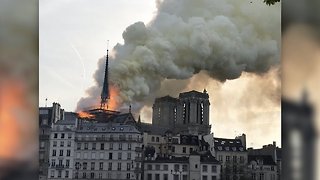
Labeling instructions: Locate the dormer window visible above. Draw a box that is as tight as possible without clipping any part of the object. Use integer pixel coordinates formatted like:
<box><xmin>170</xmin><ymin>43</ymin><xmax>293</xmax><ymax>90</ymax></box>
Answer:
<box><xmin>239</xmin><ymin>147</ymin><xmax>243</xmax><ymax>151</ymax></box>
<box><xmin>232</xmin><ymin>147</ymin><xmax>236</xmax><ymax>151</ymax></box>
<box><xmin>218</xmin><ymin>146</ymin><xmax>222</xmax><ymax>151</ymax></box>
<box><xmin>225</xmin><ymin>147</ymin><xmax>229</xmax><ymax>151</ymax></box>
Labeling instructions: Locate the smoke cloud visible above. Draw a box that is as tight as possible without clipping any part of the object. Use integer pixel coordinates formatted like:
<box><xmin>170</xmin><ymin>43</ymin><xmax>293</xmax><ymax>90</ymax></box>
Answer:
<box><xmin>76</xmin><ymin>0</ymin><xmax>280</xmax><ymax>112</ymax></box>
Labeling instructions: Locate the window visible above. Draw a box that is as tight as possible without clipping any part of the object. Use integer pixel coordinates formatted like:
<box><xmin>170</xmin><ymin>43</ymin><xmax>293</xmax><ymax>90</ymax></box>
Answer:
<box><xmin>91</xmin><ymin>162</ymin><xmax>95</xmax><ymax>170</ymax></box>
<box><xmin>119</xmin><ymin>143</ymin><xmax>122</xmax><ymax>150</ymax></box>
<box><xmin>211</xmin><ymin>165</ymin><xmax>217</xmax><ymax>173</ymax></box>
<box><xmin>127</xmin><ymin>173</ymin><xmax>130</xmax><ymax>179</ymax></box>
<box><xmin>128</xmin><ymin>143</ymin><xmax>131</xmax><ymax>150</ymax></box>
<box><xmin>182</xmin><ymin>147</ymin><xmax>186</xmax><ymax>153</ymax></box>
<box><xmin>58</xmin><ymin>170</ymin><xmax>62</xmax><ymax>178</ymax></box>
<box><xmin>54</xmin><ymin>133</ymin><xmax>58</xmax><ymax>138</ymax></box>
<box><xmin>219</xmin><ymin>155</ymin><xmax>223</xmax><ymax>162</ymax></box>
<box><xmin>60</xmin><ymin>141</ymin><xmax>64</xmax><ymax>147</ymax></box>
<box><xmin>66</xmin><ymin>160</ymin><xmax>70</xmax><ymax>167</ymax></box>
<box><xmin>156</xmin><ymin>137</ymin><xmax>159</xmax><ymax>142</ymax></box>
<box><xmin>174</xmin><ymin>164</ymin><xmax>179</xmax><ymax>171</ymax></box>
<box><xmin>75</xmin><ymin>162</ymin><xmax>80</xmax><ymax>169</ymax></box>
<box><xmin>100</xmin><ymin>153</ymin><xmax>104</xmax><ymax>159</ymax></box>
<box><xmin>84</xmin><ymin>143</ymin><xmax>88</xmax><ymax>150</ymax></box>
<box><xmin>99</xmin><ymin>173</ymin><xmax>102</xmax><ymax>179</ymax></box>
<box><xmin>118</xmin><ymin>152</ymin><xmax>122</xmax><ymax>160</ymax></box>
<box><xmin>110</xmin><ymin>143</ymin><xmax>113</xmax><ymax>150</ymax></box>
<box><xmin>75</xmin><ymin>172</ymin><xmax>78</xmax><ymax>179</ymax></box>
<box><xmin>51</xmin><ymin>170</ymin><xmax>54</xmax><ymax>177</ymax></box>
<box><xmin>163</xmin><ymin>174</ymin><xmax>168</xmax><ymax>180</ymax></box>
<box><xmin>182</xmin><ymin>164</ymin><xmax>188</xmax><ymax>171</ymax></box>
<box><xmin>127</xmin><ymin>163</ymin><xmax>131</xmax><ymax>170</ymax></box>
<box><xmin>51</xmin><ymin>159</ymin><xmax>56</xmax><ymax>166</ymax></box>
<box><xmin>65</xmin><ymin>170</ymin><xmax>69</xmax><ymax>178</ymax></box>
<box><xmin>83</xmin><ymin>172</ymin><xmax>86</xmax><ymax>178</ymax></box>
<box><xmin>52</xmin><ymin>150</ymin><xmax>56</xmax><ymax>156</ymax></box>
<box><xmin>58</xmin><ymin>159</ymin><xmax>62</xmax><ymax>166</ymax></box>
<box><xmin>90</xmin><ymin>172</ymin><xmax>95</xmax><ymax>179</ymax></box>
<box><xmin>211</xmin><ymin>176</ymin><xmax>217</xmax><ymax>180</ymax></box>
<box><xmin>92</xmin><ymin>152</ymin><xmax>96</xmax><ymax>159</ymax></box>
<box><xmin>101</xmin><ymin>143</ymin><xmax>104</xmax><ymax>150</ymax></box>
<box><xmin>59</xmin><ymin>150</ymin><xmax>63</xmax><ymax>156</ymax></box>
<box><xmin>53</xmin><ymin>141</ymin><xmax>57</xmax><ymax>147</ymax></box>
<box><xmin>117</xmin><ymin>163</ymin><xmax>121</xmax><ymax>170</ymax></box>
<box><xmin>163</xmin><ymin>165</ymin><xmax>168</xmax><ymax>170</ymax></box>
<box><xmin>83</xmin><ymin>162</ymin><xmax>87</xmax><ymax>170</ymax></box>
<box><xmin>127</xmin><ymin>153</ymin><xmax>131</xmax><ymax>160</ymax></box>
<box><xmin>92</xmin><ymin>143</ymin><xmax>96</xmax><ymax>150</ymax></box>
<box><xmin>67</xmin><ymin>150</ymin><xmax>71</xmax><ymax>156</ymax></box>
<box><xmin>109</xmin><ymin>153</ymin><xmax>113</xmax><ymax>160</ymax></box>
<box><xmin>240</xmin><ymin>156</ymin><xmax>244</xmax><ymax>163</ymax></box>
<box><xmin>68</xmin><ymin>133</ymin><xmax>72</xmax><ymax>139</ymax></box>
<box><xmin>182</xmin><ymin>175</ymin><xmax>187</xmax><ymax>180</ymax></box>
<box><xmin>67</xmin><ymin>141</ymin><xmax>71</xmax><ymax>147</ymax></box>
<box><xmin>226</xmin><ymin>156</ymin><xmax>230</xmax><ymax>162</ymax></box>
<box><xmin>190</xmin><ymin>147</ymin><xmax>193</xmax><ymax>153</ymax></box>
<box><xmin>259</xmin><ymin>173</ymin><xmax>264</xmax><ymax>180</ymax></box>
<box><xmin>155</xmin><ymin>174</ymin><xmax>160</xmax><ymax>180</ymax></box>
<box><xmin>99</xmin><ymin>162</ymin><xmax>103</xmax><ymax>170</ymax></box>
<box><xmin>195</xmin><ymin>164</ymin><xmax>198</xmax><ymax>169</ymax></box>
<box><xmin>108</xmin><ymin>162</ymin><xmax>112</xmax><ymax>170</ymax></box>
<box><xmin>203</xmin><ymin>165</ymin><xmax>208</xmax><ymax>172</ymax></box>
<box><xmin>233</xmin><ymin>156</ymin><xmax>237</xmax><ymax>163</ymax></box>
<box><xmin>77</xmin><ymin>143</ymin><xmax>81</xmax><ymax>150</ymax></box>
<box><xmin>147</xmin><ymin>174</ymin><xmax>152</xmax><ymax>180</ymax></box>
<box><xmin>61</xmin><ymin>133</ymin><xmax>65</xmax><ymax>139</ymax></box>
<box><xmin>151</xmin><ymin>136</ymin><xmax>155</xmax><ymax>142</ymax></box>
<box><xmin>202</xmin><ymin>175</ymin><xmax>208</xmax><ymax>180</ymax></box>
<box><xmin>147</xmin><ymin>164</ymin><xmax>152</xmax><ymax>170</ymax></box>
<box><xmin>172</xmin><ymin>146</ymin><xmax>175</xmax><ymax>153</ymax></box>
<box><xmin>156</xmin><ymin>164</ymin><xmax>160</xmax><ymax>170</ymax></box>
<box><xmin>173</xmin><ymin>175</ymin><xmax>179</xmax><ymax>180</ymax></box>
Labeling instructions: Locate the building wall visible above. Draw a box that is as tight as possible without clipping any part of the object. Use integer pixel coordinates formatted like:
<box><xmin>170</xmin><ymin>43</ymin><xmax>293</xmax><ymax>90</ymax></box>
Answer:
<box><xmin>48</xmin><ymin>125</ymin><xmax>76</xmax><ymax>179</ymax></box>
<box><xmin>74</xmin><ymin>132</ymin><xmax>143</xmax><ymax>180</ymax></box>
<box><xmin>248</xmin><ymin>163</ymin><xmax>277</xmax><ymax>180</ymax></box>
<box><xmin>144</xmin><ymin>162</ymin><xmax>189</xmax><ymax>180</ymax></box>
<box><xmin>215</xmin><ymin>151</ymin><xmax>248</xmax><ymax>180</ymax></box>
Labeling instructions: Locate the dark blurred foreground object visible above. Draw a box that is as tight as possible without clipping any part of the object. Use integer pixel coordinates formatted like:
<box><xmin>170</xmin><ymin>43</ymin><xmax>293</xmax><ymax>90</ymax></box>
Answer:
<box><xmin>264</xmin><ymin>0</ymin><xmax>280</xmax><ymax>6</ymax></box>
<box><xmin>282</xmin><ymin>93</ymin><xmax>316</xmax><ymax>180</ymax></box>
<box><xmin>0</xmin><ymin>159</ymin><xmax>38</xmax><ymax>180</ymax></box>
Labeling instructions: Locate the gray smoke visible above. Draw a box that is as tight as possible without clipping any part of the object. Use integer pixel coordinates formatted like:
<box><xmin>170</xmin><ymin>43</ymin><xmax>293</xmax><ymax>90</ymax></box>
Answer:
<box><xmin>76</xmin><ymin>0</ymin><xmax>280</xmax><ymax>111</ymax></box>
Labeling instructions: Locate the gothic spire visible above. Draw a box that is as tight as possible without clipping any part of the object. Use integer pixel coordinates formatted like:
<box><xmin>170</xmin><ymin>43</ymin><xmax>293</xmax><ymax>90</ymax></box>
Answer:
<box><xmin>101</xmin><ymin>41</ymin><xmax>110</xmax><ymax>109</ymax></box>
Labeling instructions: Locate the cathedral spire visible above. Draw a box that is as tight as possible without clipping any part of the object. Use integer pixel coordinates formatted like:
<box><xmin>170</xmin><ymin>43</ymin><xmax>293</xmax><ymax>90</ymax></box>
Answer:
<box><xmin>101</xmin><ymin>41</ymin><xmax>110</xmax><ymax>109</ymax></box>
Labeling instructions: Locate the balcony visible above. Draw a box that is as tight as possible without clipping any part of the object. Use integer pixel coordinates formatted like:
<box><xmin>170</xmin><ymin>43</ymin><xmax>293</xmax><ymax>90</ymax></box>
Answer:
<box><xmin>135</xmin><ymin>147</ymin><xmax>143</xmax><ymax>152</ymax></box>
<box><xmin>135</xmin><ymin>157</ymin><xmax>143</xmax><ymax>162</ymax></box>
<box><xmin>134</xmin><ymin>167</ymin><xmax>142</xmax><ymax>173</ymax></box>
<box><xmin>53</xmin><ymin>164</ymin><xmax>65</xmax><ymax>169</ymax></box>
<box><xmin>76</xmin><ymin>137</ymin><xmax>143</xmax><ymax>143</ymax></box>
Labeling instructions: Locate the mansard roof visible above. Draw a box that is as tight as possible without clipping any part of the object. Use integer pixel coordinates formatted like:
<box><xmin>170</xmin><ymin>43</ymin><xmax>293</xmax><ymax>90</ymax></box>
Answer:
<box><xmin>214</xmin><ymin>137</ymin><xmax>246</xmax><ymax>152</ymax></box>
<box><xmin>248</xmin><ymin>155</ymin><xmax>277</xmax><ymax>166</ymax></box>
<box><xmin>77</xmin><ymin>122</ymin><xmax>141</xmax><ymax>134</ymax></box>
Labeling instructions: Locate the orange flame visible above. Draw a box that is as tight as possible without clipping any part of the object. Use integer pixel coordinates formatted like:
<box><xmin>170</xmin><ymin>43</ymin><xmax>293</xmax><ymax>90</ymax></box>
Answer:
<box><xmin>105</xmin><ymin>85</ymin><xmax>120</xmax><ymax>111</ymax></box>
<box><xmin>77</xmin><ymin>111</ymin><xmax>95</xmax><ymax>119</ymax></box>
<box><xmin>0</xmin><ymin>80</ymin><xmax>28</xmax><ymax>159</ymax></box>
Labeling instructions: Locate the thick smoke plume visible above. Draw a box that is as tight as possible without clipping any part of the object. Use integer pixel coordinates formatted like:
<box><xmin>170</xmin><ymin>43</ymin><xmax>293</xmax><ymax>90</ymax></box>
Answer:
<box><xmin>77</xmin><ymin>0</ymin><xmax>280</xmax><ymax>111</ymax></box>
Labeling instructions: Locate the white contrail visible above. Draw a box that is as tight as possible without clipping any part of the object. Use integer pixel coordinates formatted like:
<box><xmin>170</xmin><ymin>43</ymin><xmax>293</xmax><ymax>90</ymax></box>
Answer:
<box><xmin>69</xmin><ymin>41</ymin><xmax>86</xmax><ymax>92</ymax></box>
